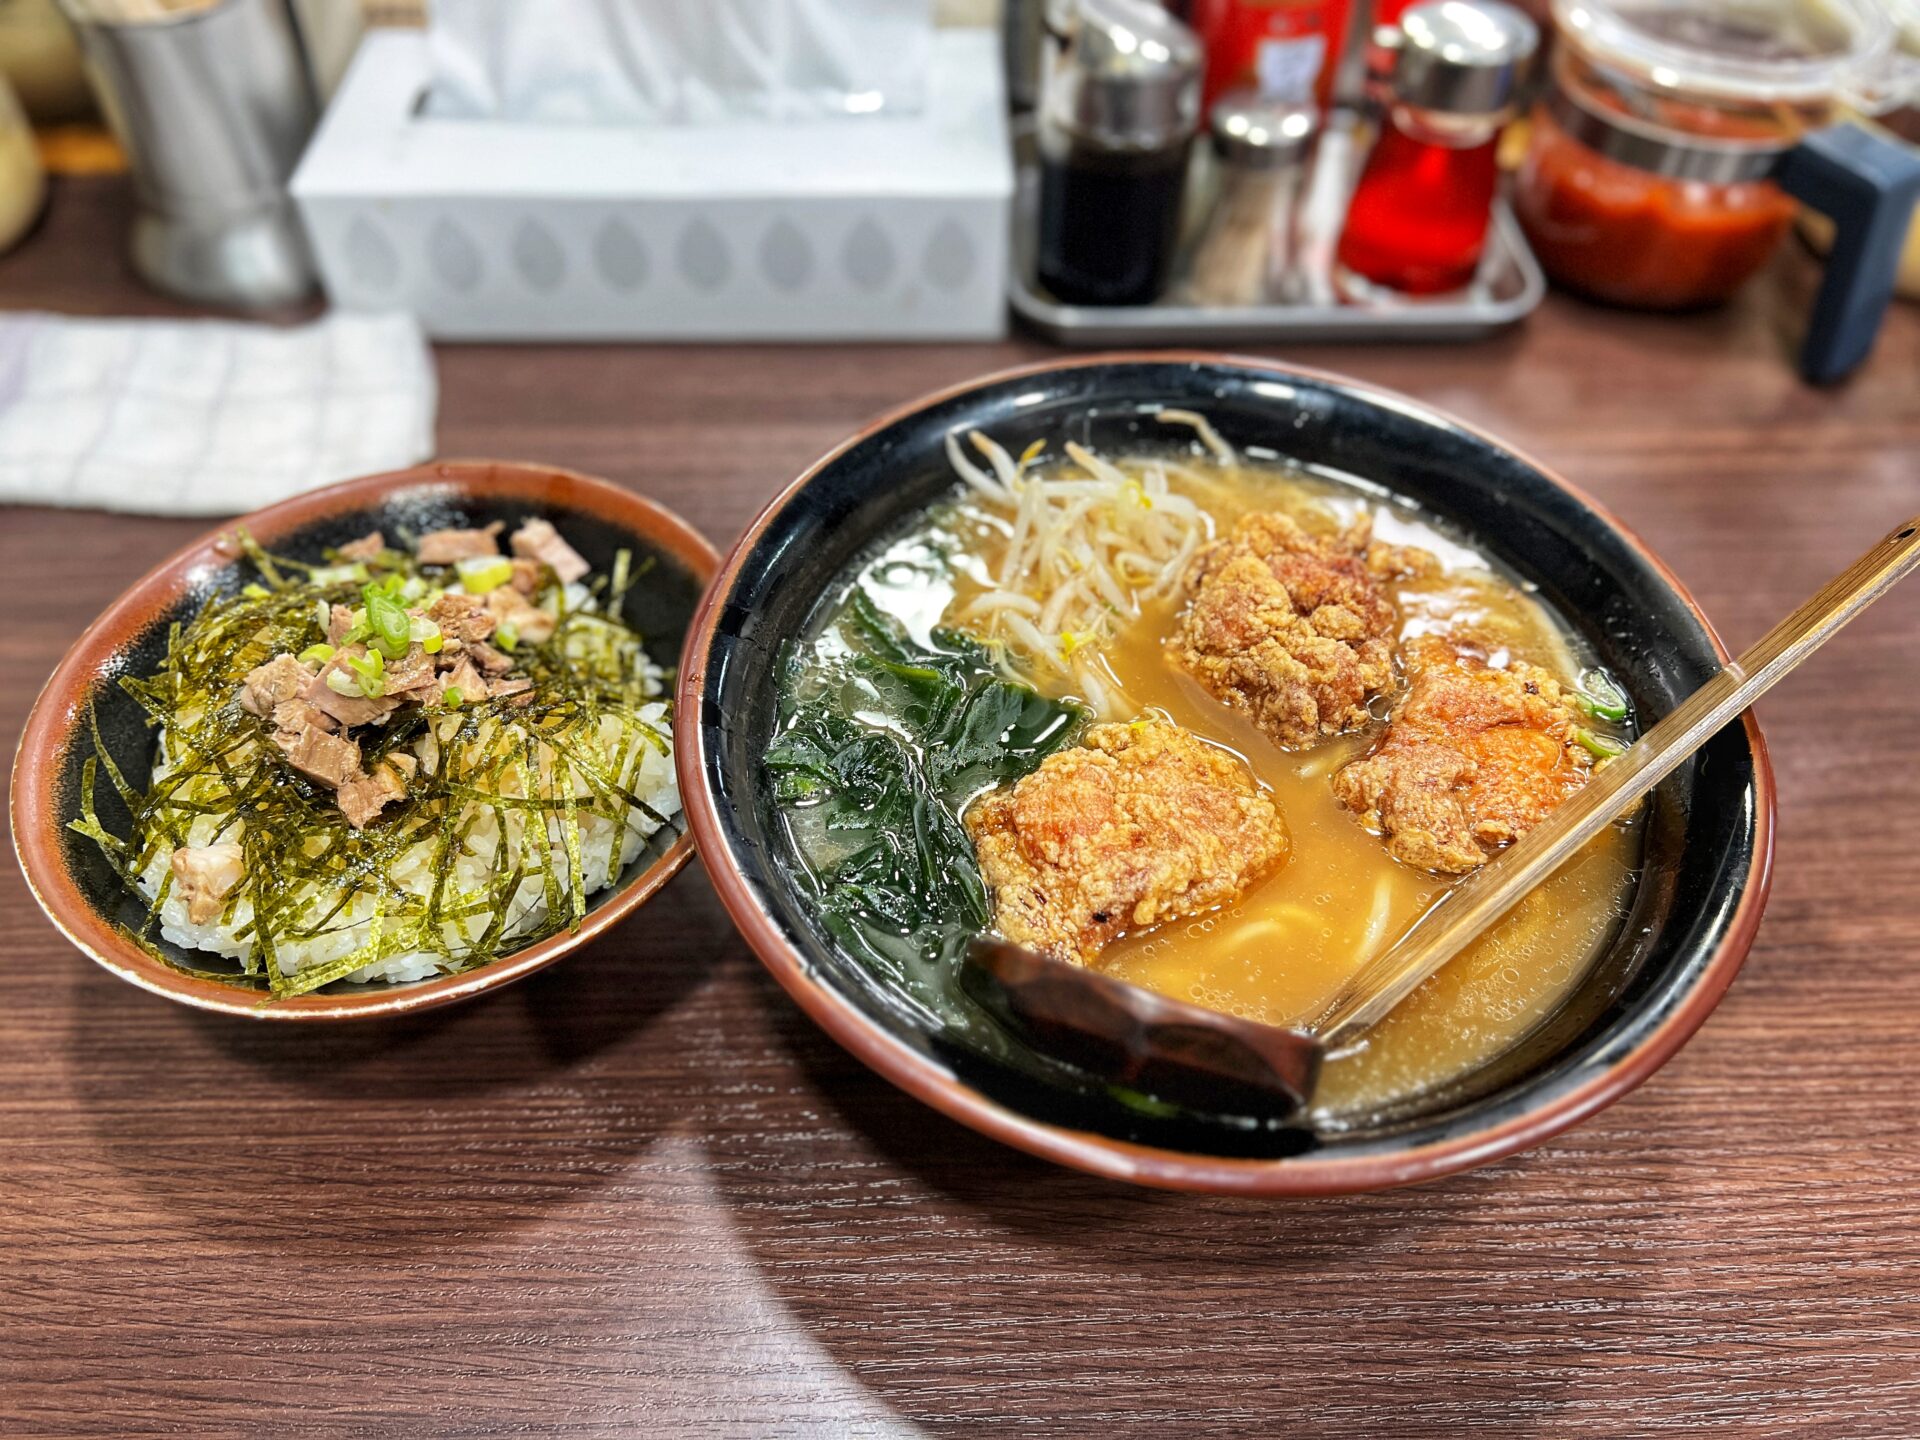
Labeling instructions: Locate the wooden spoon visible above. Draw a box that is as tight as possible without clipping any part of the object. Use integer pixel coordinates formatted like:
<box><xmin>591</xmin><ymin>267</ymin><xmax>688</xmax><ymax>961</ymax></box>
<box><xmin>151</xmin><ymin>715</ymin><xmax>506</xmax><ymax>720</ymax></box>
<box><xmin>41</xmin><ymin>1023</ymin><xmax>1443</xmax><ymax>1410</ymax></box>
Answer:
<box><xmin>965</xmin><ymin>516</ymin><xmax>1920</xmax><ymax>1120</ymax></box>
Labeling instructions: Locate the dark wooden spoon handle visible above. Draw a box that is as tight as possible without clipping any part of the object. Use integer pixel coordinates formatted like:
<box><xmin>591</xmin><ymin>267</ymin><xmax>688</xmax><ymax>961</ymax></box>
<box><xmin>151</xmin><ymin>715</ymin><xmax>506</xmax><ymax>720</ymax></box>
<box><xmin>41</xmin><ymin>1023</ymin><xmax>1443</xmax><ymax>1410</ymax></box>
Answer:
<box><xmin>963</xmin><ymin>937</ymin><xmax>1322</xmax><ymax>1119</ymax></box>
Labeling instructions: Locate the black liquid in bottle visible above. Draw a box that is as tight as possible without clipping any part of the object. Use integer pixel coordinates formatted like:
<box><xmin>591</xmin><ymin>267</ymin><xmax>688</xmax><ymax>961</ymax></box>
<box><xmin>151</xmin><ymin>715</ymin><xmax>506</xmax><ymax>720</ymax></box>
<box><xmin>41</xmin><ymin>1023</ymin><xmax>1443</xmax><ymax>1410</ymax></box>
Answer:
<box><xmin>1037</xmin><ymin>134</ymin><xmax>1191</xmax><ymax>307</ymax></box>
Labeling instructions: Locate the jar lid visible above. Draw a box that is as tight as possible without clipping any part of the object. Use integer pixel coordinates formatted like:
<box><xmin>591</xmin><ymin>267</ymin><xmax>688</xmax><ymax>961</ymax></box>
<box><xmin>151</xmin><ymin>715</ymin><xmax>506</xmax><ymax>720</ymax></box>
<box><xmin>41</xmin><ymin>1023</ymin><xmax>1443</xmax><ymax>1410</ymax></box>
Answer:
<box><xmin>1552</xmin><ymin>0</ymin><xmax>1894</xmax><ymax>104</ymax></box>
<box><xmin>1045</xmin><ymin>0</ymin><xmax>1203</xmax><ymax>150</ymax></box>
<box><xmin>1209</xmin><ymin>89</ymin><xmax>1320</xmax><ymax>167</ymax></box>
<box><xmin>1388</xmin><ymin>1</ymin><xmax>1540</xmax><ymax>117</ymax></box>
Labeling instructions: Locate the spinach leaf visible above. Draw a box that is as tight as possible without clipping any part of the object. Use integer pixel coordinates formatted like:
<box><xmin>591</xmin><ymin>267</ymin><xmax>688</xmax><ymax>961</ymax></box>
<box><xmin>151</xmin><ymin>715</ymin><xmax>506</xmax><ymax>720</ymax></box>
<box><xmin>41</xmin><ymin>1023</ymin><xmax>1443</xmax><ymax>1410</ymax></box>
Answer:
<box><xmin>768</xmin><ymin>583</ymin><xmax>1083</xmax><ymax>996</ymax></box>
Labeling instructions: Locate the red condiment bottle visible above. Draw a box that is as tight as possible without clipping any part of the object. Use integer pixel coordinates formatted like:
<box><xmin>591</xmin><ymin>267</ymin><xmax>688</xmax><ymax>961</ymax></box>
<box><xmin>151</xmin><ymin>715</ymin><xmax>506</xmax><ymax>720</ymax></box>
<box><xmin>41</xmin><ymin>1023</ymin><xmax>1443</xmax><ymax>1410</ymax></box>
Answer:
<box><xmin>1190</xmin><ymin>0</ymin><xmax>1354</xmax><ymax>110</ymax></box>
<box><xmin>1336</xmin><ymin>1</ymin><xmax>1539</xmax><ymax>297</ymax></box>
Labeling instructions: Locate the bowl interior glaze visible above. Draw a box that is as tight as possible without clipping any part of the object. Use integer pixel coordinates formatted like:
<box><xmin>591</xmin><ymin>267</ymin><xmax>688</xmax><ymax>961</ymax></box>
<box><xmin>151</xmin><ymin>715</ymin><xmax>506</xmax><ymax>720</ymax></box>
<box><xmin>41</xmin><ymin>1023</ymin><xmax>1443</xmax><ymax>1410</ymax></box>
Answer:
<box><xmin>687</xmin><ymin>357</ymin><xmax>1770</xmax><ymax>1190</ymax></box>
<box><xmin>13</xmin><ymin>463</ymin><xmax>715</xmax><ymax>1020</ymax></box>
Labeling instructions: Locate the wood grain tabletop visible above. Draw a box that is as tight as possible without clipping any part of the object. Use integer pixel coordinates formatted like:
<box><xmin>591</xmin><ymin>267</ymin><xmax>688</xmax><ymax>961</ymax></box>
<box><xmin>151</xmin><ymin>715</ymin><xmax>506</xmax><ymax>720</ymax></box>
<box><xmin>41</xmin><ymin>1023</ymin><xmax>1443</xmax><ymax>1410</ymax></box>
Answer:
<box><xmin>5</xmin><ymin>177</ymin><xmax>1918</xmax><ymax>1439</ymax></box>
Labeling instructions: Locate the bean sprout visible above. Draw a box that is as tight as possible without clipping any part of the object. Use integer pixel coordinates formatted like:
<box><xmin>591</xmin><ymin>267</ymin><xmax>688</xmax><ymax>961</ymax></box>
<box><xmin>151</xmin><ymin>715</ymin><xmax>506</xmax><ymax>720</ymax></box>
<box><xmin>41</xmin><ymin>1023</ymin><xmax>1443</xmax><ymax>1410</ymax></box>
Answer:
<box><xmin>940</xmin><ymin>416</ymin><xmax>1223</xmax><ymax>717</ymax></box>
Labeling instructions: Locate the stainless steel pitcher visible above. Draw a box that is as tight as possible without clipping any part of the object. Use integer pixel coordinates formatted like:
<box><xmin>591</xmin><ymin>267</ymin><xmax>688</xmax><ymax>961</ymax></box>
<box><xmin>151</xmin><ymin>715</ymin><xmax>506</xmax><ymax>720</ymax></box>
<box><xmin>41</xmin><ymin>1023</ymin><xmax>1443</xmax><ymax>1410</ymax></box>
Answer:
<box><xmin>61</xmin><ymin>0</ymin><xmax>319</xmax><ymax>308</ymax></box>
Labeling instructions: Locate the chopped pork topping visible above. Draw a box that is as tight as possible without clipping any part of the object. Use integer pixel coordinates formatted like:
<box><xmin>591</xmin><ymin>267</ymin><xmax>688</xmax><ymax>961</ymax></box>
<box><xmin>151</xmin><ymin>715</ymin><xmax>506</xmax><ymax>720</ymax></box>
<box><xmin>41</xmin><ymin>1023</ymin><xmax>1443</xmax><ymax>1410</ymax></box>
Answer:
<box><xmin>271</xmin><ymin>698</ymin><xmax>336</xmax><ymax>736</ymax></box>
<box><xmin>468</xmin><ymin>641</ymin><xmax>515</xmax><ymax>675</ymax></box>
<box><xmin>443</xmin><ymin>656</ymin><xmax>491</xmax><ymax>704</ymax></box>
<box><xmin>485</xmin><ymin>585</ymin><xmax>558</xmax><ymax>645</ymax></box>
<box><xmin>273</xmin><ymin>710</ymin><xmax>363</xmax><ymax>790</ymax></box>
<box><xmin>169</xmin><ymin>842</ymin><xmax>246</xmax><ymax>924</ymax></box>
<box><xmin>1174</xmin><ymin>512</ymin><xmax>1406</xmax><ymax>750</ymax></box>
<box><xmin>304</xmin><ymin>648</ymin><xmax>400</xmax><ymax>729</ymax></box>
<box><xmin>416</xmin><ymin>522</ymin><xmax>504</xmax><ymax>565</ymax></box>
<box><xmin>428</xmin><ymin>592</ymin><xmax>496</xmax><ymax>645</ymax></box>
<box><xmin>336</xmin><ymin>754</ymin><xmax>414</xmax><ymax>830</ymax></box>
<box><xmin>336</xmin><ymin>531</ymin><xmax>387</xmax><ymax>562</ymax></box>
<box><xmin>511</xmin><ymin>518</ymin><xmax>591</xmax><ymax>584</ymax></box>
<box><xmin>239</xmin><ymin>655</ymin><xmax>316</xmax><ymax>717</ymax></box>
<box><xmin>382</xmin><ymin>645</ymin><xmax>442</xmax><ymax>703</ymax></box>
<box><xmin>229</xmin><ymin>516</ymin><xmax>584</xmax><ymax>827</ymax></box>
<box><xmin>325</xmin><ymin>603</ymin><xmax>358</xmax><ymax>646</ymax></box>
<box><xmin>965</xmin><ymin>719</ymin><xmax>1290</xmax><ymax>967</ymax></box>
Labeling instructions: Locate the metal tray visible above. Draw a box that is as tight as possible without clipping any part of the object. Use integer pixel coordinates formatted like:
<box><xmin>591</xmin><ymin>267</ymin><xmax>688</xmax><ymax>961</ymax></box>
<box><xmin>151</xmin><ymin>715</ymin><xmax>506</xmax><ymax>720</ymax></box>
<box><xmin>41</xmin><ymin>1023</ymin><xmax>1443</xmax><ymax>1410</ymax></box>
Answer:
<box><xmin>1008</xmin><ymin>123</ymin><xmax>1547</xmax><ymax>346</ymax></box>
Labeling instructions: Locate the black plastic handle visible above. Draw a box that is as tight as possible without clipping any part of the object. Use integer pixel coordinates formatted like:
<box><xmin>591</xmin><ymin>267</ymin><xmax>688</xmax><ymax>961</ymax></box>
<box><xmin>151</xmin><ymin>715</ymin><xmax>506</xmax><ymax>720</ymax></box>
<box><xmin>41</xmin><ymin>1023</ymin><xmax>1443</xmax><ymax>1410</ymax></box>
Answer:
<box><xmin>1772</xmin><ymin>122</ymin><xmax>1920</xmax><ymax>385</ymax></box>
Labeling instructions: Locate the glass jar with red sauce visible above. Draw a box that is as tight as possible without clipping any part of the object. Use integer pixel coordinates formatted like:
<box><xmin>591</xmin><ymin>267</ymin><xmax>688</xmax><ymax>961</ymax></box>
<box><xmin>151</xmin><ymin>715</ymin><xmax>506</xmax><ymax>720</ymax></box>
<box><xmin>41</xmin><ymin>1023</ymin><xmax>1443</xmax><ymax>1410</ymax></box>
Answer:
<box><xmin>1514</xmin><ymin>0</ymin><xmax>1901</xmax><ymax>309</ymax></box>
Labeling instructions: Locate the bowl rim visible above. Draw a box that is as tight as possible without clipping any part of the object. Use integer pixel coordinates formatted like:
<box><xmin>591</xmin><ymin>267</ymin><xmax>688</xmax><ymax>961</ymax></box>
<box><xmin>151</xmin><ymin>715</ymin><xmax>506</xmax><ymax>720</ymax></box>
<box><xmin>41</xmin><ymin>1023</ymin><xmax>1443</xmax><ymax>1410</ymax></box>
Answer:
<box><xmin>11</xmin><ymin>460</ymin><xmax>720</xmax><ymax>1022</ymax></box>
<box><xmin>676</xmin><ymin>351</ymin><xmax>1778</xmax><ymax>1195</ymax></box>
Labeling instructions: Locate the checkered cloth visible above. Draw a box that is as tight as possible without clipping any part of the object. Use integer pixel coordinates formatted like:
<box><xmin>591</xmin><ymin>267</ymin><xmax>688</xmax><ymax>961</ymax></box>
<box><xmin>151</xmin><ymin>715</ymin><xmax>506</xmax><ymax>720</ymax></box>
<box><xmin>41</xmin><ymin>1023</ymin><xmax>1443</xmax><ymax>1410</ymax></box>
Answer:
<box><xmin>0</xmin><ymin>311</ymin><xmax>437</xmax><ymax>515</ymax></box>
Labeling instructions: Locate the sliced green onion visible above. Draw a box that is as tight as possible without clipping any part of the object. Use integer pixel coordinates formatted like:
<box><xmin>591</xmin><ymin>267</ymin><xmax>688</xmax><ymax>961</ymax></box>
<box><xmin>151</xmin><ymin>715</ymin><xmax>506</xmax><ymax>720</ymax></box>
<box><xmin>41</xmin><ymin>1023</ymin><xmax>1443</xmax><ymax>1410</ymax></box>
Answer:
<box><xmin>339</xmin><ymin>614</ymin><xmax>372</xmax><ymax>648</ymax></box>
<box><xmin>345</xmin><ymin>648</ymin><xmax>386</xmax><ymax>697</ymax></box>
<box><xmin>298</xmin><ymin>643</ymin><xmax>335</xmax><ymax>664</ymax></box>
<box><xmin>495</xmin><ymin>621</ymin><xmax>519</xmax><ymax>652</ymax></box>
<box><xmin>309</xmin><ymin>563</ymin><xmax>369</xmax><ymax>587</ymax></box>
<box><xmin>364</xmin><ymin>581</ymin><xmax>411</xmax><ymax>659</ymax></box>
<box><xmin>313</xmin><ymin>598</ymin><xmax>332</xmax><ymax>632</ymax></box>
<box><xmin>441</xmin><ymin>686</ymin><xmax>463</xmax><ymax>708</ymax></box>
<box><xmin>1573</xmin><ymin>727</ymin><xmax>1627</xmax><ymax>761</ymax></box>
<box><xmin>326</xmin><ymin>669</ymin><xmax>364</xmax><ymax>698</ymax></box>
<box><xmin>456</xmin><ymin>556</ymin><xmax>514</xmax><ymax>595</ymax></box>
<box><xmin>1575</xmin><ymin>667</ymin><xmax>1630</xmax><ymax>723</ymax></box>
<box><xmin>241</xmin><ymin>583</ymin><xmax>271</xmax><ymax>600</ymax></box>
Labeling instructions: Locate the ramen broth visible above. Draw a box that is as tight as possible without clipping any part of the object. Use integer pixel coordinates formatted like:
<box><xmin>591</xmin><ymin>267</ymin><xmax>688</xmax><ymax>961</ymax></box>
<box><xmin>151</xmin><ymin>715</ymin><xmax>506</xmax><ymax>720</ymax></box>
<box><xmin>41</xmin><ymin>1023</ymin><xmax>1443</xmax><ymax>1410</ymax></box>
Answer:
<box><xmin>779</xmin><ymin>440</ymin><xmax>1639</xmax><ymax>1124</ymax></box>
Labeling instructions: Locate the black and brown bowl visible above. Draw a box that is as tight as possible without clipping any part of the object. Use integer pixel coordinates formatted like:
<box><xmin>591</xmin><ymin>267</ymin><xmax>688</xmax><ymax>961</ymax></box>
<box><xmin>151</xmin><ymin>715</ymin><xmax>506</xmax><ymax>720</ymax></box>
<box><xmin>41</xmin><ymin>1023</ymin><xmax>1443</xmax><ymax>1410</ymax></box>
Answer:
<box><xmin>677</xmin><ymin>354</ymin><xmax>1775</xmax><ymax>1196</ymax></box>
<box><xmin>11</xmin><ymin>462</ymin><xmax>717</xmax><ymax>1021</ymax></box>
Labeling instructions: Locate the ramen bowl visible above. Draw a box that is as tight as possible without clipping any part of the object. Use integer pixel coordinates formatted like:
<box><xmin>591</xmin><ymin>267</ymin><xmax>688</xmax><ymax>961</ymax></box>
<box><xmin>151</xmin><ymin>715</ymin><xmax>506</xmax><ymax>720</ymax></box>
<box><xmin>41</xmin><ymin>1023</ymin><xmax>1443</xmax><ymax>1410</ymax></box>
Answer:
<box><xmin>678</xmin><ymin>355</ymin><xmax>1773</xmax><ymax>1194</ymax></box>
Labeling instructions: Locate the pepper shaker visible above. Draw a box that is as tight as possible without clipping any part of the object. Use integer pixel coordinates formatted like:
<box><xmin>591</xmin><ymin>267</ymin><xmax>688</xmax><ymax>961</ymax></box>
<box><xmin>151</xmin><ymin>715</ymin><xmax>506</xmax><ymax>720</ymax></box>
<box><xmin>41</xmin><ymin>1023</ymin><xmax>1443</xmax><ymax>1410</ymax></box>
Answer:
<box><xmin>1036</xmin><ymin>0</ymin><xmax>1203</xmax><ymax>307</ymax></box>
<box><xmin>1185</xmin><ymin>89</ymin><xmax>1319</xmax><ymax>305</ymax></box>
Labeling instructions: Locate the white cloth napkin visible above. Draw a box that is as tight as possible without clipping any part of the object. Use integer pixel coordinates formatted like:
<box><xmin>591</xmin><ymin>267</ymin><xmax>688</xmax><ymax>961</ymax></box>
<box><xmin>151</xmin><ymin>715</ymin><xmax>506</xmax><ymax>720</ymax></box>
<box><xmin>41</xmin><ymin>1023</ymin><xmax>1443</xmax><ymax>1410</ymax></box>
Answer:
<box><xmin>0</xmin><ymin>311</ymin><xmax>438</xmax><ymax>515</ymax></box>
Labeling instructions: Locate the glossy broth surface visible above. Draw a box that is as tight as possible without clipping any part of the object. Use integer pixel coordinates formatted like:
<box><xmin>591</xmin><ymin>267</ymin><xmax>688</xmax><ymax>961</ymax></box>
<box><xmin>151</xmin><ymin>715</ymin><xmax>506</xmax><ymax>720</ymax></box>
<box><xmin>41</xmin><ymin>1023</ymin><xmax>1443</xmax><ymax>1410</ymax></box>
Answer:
<box><xmin>946</xmin><ymin>457</ymin><xmax>1640</xmax><ymax>1124</ymax></box>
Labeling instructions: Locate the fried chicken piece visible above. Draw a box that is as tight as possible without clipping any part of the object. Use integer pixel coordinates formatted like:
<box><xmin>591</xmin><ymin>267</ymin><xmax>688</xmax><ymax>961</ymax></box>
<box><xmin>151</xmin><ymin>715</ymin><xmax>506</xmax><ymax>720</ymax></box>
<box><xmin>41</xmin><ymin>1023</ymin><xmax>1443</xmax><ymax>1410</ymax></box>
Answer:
<box><xmin>1175</xmin><ymin>512</ymin><xmax>1404</xmax><ymax>749</ymax></box>
<box><xmin>965</xmin><ymin>720</ymin><xmax>1290</xmax><ymax>967</ymax></box>
<box><xmin>1332</xmin><ymin>636</ymin><xmax>1592</xmax><ymax>874</ymax></box>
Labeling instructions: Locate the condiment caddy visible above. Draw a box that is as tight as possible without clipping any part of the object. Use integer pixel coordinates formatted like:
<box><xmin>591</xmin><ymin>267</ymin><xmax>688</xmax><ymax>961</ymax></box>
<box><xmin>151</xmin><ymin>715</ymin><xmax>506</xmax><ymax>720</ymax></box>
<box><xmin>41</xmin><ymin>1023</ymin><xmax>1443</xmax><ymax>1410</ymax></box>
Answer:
<box><xmin>1009</xmin><ymin>110</ymin><xmax>1546</xmax><ymax>343</ymax></box>
<box><xmin>1021</xmin><ymin>0</ymin><xmax>1550</xmax><ymax>345</ymax></box>
<box><xmin>1016</xmin><ymin>0</ymin><xmax>1920</xmax><ymax>379</ymax></box>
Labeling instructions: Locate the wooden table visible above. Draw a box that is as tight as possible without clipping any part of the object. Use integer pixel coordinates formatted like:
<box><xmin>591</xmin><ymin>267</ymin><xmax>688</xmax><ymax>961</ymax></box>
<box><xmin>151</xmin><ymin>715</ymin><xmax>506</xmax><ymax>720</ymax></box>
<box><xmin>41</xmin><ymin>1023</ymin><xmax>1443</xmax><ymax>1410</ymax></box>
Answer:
<box><xmin>7</xmin><ymin>177</ymin><xmax>1919</xmax><ymax>1438</ymax></box>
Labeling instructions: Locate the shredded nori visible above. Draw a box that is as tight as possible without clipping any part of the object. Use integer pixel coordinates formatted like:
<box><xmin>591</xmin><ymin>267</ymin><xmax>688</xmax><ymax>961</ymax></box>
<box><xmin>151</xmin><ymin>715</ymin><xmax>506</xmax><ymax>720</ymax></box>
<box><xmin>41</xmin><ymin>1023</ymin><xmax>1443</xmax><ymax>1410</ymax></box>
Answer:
<box><xmin>73</xmin><ymin>530</ymin><xmax>674</xmax><ymax>997</ymax></box>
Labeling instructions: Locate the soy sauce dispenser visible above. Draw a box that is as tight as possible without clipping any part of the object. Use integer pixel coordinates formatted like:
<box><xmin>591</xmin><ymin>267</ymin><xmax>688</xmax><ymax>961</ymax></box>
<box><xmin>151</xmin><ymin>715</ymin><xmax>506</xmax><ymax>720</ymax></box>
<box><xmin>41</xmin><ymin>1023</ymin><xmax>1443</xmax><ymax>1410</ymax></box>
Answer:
<box><xmin>1037</xmin><ymin>0</ymin><xmax>1204</xmax><ymax>306</ymax></box>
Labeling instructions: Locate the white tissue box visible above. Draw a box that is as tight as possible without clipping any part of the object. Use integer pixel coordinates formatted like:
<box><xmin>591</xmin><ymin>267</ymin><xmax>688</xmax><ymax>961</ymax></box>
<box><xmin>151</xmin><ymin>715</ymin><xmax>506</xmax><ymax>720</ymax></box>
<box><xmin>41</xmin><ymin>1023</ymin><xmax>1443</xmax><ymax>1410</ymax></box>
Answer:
<box><xmin>291</xmin><ymin>28</ymin><xmax>1011</xmax><ymax>341</ymax></box>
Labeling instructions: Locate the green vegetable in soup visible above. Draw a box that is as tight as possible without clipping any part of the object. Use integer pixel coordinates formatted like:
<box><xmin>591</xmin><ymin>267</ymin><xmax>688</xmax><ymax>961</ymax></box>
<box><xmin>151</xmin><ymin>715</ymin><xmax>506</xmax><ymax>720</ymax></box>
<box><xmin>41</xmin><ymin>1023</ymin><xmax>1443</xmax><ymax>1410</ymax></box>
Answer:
<box><xmin>768</xmin><ymin>585</ymin><xmax>1084</xmax><ymax>1010</ymax></box>
<box><xmin>1573</xmin><ymin>666</ymin><xmax>1631</xmax><ymax>724</ymax></box>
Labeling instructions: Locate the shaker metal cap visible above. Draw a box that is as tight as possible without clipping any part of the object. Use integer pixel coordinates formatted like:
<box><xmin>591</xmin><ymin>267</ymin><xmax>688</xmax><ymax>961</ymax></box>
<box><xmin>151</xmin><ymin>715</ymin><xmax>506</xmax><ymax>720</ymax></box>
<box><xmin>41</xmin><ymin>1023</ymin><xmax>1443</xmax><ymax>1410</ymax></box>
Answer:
<box><xmin>1389</xmin><ymin>0</ymin><xmax>1540</xmax><ymax>116</ymax></box>
<box><xmin>1209</xmin><ymin>89</ymin><xmax>1320</xmax><ymax>168</ymax></box>
<box><xmin>1046</xmin><ymin>0</ymin><xmax>1203</xmax><ymax>149</ymax></box>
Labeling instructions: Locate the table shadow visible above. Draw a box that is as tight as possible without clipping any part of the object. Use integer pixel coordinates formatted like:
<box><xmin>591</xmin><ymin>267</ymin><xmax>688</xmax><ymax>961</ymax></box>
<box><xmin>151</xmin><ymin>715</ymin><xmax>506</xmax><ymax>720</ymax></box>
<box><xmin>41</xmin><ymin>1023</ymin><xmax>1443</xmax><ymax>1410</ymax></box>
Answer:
<box><xmin>699</xmin><ymin>961</ymin><xmax>1665</xmax><ymax>1437</ymax></box>
<box><xmin>63</xmin><ymin>866</ymin><xmax>727</xmax><ymax>1249</ymax></box>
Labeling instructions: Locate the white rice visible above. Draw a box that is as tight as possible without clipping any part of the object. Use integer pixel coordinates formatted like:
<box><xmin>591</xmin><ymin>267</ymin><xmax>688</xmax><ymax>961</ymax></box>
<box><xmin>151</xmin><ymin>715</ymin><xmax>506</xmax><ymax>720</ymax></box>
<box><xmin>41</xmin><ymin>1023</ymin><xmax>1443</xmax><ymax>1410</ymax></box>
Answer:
<box><xmin>137</xmin><ymin>700</ymin><xmax>680</xmax><ymax>986</ymax></box>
